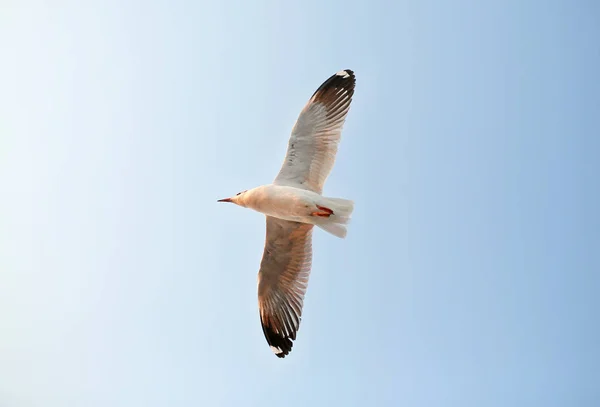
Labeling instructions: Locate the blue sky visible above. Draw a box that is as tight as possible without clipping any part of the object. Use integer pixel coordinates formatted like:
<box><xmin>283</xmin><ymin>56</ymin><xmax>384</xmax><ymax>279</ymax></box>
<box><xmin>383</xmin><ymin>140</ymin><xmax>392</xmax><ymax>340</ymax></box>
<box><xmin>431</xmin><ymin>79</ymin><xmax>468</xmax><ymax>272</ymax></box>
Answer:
<box><xmin>1</xmin><ymin>0</ymin><xmax>599</xmax><ymax>406</ymax></box>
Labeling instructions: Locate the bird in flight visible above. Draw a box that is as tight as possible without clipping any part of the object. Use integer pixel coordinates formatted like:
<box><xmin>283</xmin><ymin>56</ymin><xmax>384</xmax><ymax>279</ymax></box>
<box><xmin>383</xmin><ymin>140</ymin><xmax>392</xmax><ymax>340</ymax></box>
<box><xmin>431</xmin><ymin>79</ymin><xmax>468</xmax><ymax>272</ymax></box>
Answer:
<box><xmin>218</xmin><ymin>69</ymin><xmax>356</xmax><ymax>358</ymax></box>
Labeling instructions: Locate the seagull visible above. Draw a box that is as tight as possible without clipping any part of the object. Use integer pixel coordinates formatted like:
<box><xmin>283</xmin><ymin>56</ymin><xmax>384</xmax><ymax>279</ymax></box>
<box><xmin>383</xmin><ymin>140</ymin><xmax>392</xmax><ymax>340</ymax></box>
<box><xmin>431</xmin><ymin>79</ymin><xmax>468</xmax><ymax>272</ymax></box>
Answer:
<box><xmin>218</xmin><ymin>69</ymin><xmax>356</xmax><ymax>358</ymax></box>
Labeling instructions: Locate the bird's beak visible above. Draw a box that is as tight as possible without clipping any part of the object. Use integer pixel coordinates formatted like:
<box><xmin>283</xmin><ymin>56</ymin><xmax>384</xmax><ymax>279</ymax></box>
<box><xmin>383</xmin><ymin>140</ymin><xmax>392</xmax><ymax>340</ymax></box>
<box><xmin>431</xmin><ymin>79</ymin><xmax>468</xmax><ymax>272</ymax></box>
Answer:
<box><xmin>217</xmin><ymin>197</ymin><xmax>233</xmax><ymax>203</ymax></box>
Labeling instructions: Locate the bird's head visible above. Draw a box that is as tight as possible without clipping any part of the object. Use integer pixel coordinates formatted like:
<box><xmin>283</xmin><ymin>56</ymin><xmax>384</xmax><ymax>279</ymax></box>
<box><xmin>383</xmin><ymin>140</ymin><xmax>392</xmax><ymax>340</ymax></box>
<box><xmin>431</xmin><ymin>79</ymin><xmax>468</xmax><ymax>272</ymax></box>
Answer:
<box><xmin>217</xmin><ymin>190</ymin><xmax>248</xmax><ymax>206</ymax></box>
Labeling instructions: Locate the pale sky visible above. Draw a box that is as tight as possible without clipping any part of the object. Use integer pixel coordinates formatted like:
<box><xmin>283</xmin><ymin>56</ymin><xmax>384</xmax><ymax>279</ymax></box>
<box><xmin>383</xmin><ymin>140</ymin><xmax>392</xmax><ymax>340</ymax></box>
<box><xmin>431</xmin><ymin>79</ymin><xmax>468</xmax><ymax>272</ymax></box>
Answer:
<box><xmin>1</xmin><ymin>1</ymin><xmax>599</xmax><ymax>406</ymax></box>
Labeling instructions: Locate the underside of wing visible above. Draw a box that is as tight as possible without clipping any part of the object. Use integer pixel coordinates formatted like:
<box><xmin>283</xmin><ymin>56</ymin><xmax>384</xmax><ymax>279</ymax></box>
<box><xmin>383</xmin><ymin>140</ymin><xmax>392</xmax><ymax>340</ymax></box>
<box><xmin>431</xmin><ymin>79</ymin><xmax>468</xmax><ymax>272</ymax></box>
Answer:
<box><xmin>274</xmin><ymin>69</ymin><xmax>356</xmax><ymax>194</ymax></box>
<box><xmin>257</xmin><ymin>216</ymin><xmax>313</xmax><ymax>358</ymax></box>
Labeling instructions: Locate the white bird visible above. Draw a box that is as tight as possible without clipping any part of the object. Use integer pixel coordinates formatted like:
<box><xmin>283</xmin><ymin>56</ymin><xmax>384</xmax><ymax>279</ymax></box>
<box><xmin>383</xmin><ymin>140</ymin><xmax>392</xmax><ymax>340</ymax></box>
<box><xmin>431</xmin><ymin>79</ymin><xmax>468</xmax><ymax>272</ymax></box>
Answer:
<box><xmin>218</xmin><ymin>69</ymin><xmax>356</xmax><ymax>358</ymax></box>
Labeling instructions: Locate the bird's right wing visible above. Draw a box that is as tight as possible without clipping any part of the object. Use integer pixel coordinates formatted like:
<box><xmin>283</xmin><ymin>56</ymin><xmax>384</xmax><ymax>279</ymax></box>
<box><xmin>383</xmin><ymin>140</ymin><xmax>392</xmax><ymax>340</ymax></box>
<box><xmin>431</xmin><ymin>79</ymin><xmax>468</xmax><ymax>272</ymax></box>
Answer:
<box><xmin>273</xmin><ymin>69</ymin><xmax>356</xmax><ymax>194</ymax></box>
<box><xmin>257</xmin><ymin>216</ymin><xmax>314</xmax><ymax>358</ymax></box>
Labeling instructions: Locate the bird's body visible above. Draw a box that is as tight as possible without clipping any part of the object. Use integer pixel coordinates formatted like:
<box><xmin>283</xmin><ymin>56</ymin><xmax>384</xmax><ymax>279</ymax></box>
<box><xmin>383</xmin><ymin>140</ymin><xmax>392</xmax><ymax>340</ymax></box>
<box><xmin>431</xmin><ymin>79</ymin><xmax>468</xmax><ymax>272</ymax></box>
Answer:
<box><xmin>218</xmin><ymin>69</ymin><xmax>356</xmax><ymax>358</ymax></box>
<box><xmin>232</xmin><ymin>184</ymin><xmax>353</xmax><ymax>235</ymax></box>
<box><xmin>238</xmin><ymin>184</ymin><xmax>322</xmax><ymax>222</ymax></box>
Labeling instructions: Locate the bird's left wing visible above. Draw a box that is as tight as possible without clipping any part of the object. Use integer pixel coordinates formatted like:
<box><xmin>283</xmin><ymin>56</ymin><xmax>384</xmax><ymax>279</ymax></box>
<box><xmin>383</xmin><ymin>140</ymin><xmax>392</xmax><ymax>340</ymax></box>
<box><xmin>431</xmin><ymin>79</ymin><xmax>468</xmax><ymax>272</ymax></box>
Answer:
<box><xmin>273</xmin><ymin>69</ymin><xmax>356</xmax><ymax>194</ymax></box>
<box><xmin>257</xmin><ymin>216</ymin><xmax>314</xmax><ymax>358</ymax></box>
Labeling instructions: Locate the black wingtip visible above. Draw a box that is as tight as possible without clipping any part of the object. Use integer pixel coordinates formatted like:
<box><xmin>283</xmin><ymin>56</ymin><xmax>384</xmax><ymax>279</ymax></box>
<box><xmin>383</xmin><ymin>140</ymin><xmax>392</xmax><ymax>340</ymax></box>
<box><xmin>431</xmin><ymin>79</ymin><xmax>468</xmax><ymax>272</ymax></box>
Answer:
<box><xmin>261</xmin><ymin>322</ymin><xmax>294</xmax><ymax>358</ymax></box>
<box><xmin>311</xmin><ymin>69</ymin><xmax>356</xmax><ymax>99</ymax></box>
<box><xmin>342</xmin><ymin>68</ymin><xmax>355</xmax><ymax>77</ymax></box>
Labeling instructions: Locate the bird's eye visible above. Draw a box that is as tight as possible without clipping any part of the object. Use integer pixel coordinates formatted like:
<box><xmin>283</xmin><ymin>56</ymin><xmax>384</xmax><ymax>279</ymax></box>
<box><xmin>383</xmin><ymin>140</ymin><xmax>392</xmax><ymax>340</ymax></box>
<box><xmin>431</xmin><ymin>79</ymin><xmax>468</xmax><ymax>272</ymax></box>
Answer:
<box><xmin>236</xmin><ymin>192</ymin><xmax>242</xmax><ymax>196</ymax></box>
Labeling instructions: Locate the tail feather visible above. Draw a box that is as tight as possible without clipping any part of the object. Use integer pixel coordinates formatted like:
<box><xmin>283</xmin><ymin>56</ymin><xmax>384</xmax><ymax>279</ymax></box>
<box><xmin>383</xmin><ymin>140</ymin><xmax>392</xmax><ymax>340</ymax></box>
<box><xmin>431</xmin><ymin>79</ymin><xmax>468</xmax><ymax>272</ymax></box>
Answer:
<box><xmin>315</xmin><ymin>197</ymin><xmax>354</xmax><ymax>239</ymax></box>
<box><xmin>324</xmin><ymin>197</ymin><xmax>354</xmax><ymax>217</ymax></box>
<box><xmin>317</xmin><ymin>222</ymin><xmax>347</xmax><ymax>238</ymax></box>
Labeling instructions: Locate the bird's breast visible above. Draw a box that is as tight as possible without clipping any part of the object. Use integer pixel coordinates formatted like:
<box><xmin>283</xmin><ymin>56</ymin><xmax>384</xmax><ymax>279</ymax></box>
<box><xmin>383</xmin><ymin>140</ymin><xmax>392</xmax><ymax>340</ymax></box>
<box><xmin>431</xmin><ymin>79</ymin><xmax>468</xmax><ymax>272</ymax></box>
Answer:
<box><xmin>246</xmin><ymin>185</ymin><xmax>319</xmax><ymax>222</ymax></box>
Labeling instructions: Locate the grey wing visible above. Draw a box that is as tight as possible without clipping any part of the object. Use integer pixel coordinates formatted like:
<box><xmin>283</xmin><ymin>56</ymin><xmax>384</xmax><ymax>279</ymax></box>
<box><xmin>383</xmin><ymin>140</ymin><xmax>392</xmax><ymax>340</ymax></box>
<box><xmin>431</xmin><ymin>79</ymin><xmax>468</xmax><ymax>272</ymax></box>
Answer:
<box><xmin>273</xmin><ymin>69</ymin><xmax>356</xmax><ymax>194</ymax></box>
<box><xmin>257</xmin><ymin>216</ymin><xmax>314</xmax><ymax>358</ymax></box>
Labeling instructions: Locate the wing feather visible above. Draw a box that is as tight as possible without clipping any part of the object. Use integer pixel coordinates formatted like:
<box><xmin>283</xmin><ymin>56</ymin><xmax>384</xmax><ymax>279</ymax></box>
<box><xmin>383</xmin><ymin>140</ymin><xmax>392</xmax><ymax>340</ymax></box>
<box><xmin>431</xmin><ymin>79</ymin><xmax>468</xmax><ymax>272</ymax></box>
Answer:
<box><xmin>273</xmin><ymin>69</ymin><xmax>356</xmax><ymax>193</ymax></box>
<box><xmin>257</xmin><ymin>216</ymin><xmax>313</xmax><ymax>358</ymax></box>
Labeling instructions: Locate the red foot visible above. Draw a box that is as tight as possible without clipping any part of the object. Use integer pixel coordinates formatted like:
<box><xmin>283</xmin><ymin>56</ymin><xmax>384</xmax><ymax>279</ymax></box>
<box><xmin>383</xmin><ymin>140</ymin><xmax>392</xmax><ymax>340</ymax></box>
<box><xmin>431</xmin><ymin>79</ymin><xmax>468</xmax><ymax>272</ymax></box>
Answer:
<box><xmin>312</xmin><ymin>205</ymin><xmax>334</xmax><ymax>218</ymax></box>
<box><xmin>316</xmin><ymin>205</ymin><xmax>334</xmax><ymax>215</ymax></box>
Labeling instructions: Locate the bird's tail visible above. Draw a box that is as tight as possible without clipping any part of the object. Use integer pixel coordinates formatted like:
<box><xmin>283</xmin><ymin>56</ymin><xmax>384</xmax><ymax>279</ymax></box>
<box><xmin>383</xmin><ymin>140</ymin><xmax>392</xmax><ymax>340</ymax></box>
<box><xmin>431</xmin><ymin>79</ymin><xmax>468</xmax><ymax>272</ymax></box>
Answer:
<box><xmin>315</xmin><ymin>197</ymin><xmax>354</xmax><ymax>239</ymax></box>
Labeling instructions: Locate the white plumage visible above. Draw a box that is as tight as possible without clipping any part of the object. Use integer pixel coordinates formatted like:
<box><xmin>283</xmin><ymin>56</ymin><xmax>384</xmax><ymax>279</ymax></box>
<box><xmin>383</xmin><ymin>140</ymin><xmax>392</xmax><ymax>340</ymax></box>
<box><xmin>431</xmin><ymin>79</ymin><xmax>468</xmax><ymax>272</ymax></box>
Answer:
<box><xmin>218</xmin><ymin>69</ymin><xmax>356</xmax><ymax>358</ymax></box>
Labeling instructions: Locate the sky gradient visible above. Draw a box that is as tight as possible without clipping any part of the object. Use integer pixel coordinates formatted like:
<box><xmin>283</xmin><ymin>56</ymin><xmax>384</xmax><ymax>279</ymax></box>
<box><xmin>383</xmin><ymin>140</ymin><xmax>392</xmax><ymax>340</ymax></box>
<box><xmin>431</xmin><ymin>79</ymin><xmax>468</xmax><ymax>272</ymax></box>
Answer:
<box><xmin>1</xmin><ymin>1</ymin><xmax>599</xmax><ymax>406</ymax></box>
